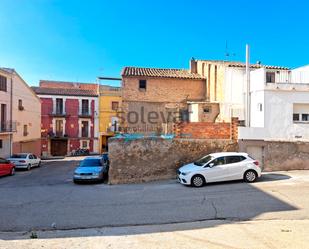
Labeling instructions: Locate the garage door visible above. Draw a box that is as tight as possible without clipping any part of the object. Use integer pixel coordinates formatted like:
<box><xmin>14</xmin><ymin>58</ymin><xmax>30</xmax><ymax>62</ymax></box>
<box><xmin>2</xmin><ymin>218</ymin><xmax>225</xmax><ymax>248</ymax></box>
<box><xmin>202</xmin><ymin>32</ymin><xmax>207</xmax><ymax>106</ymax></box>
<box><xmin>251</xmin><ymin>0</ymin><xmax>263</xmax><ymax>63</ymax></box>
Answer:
<box><xmin>247</xmin><ymin>146</ymin><xmax>264</xmax><ymax>169</ymax></box>
<box><xmin>51</xmin><ymin>140</ymin><xmax>67</xmax><ymax>156</ymax></box>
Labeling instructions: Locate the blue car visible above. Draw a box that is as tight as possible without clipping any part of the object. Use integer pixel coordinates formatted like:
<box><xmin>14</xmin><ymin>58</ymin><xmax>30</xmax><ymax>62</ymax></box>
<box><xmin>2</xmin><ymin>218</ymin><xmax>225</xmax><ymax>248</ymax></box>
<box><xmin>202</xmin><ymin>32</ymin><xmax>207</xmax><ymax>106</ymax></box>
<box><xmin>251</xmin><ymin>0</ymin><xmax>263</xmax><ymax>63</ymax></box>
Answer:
<box><xmin>73</xmin><ymin>156</ymin><xmax>108</xmax><ymax>183</ymax></box>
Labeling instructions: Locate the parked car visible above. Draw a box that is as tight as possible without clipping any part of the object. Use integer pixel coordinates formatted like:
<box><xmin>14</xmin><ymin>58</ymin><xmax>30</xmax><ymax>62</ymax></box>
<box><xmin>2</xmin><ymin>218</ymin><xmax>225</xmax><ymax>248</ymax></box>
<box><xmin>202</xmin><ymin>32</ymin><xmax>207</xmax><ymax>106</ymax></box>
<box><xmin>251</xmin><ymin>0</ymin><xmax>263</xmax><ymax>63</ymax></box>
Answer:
<box><xmin>0</xmin><ymin>158</ymin><xmax>15</xmax><ymax>177</ymax></box>
<box><xmin>177</xmin><ymin>152</ymin><xmax>261</xmax><ymax>187</ymax></box>
<box><xmin>7</xmin><ymin>153</ymin><xmax>41</xmax><ymax>170</ymax></box>
<box><xmin>73</xmin><ymin>156</ymin><xmax>108</xmax><ymax>183</ymax></box>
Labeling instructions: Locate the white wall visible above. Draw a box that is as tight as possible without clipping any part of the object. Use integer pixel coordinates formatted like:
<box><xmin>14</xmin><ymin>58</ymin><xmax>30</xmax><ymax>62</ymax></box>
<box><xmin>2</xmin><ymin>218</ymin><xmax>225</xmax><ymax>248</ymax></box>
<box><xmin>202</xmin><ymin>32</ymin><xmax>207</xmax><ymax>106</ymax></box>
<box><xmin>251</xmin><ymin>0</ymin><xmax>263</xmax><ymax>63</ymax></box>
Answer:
<box><xmin>221</xmin><ymin>67</ymin><xmax>246</xmax><ymax>121</ymax></box>
<box><xmin>239</xmin><ymin>89</ymin><xmax>309</xmax><ymax>141</ymax></box>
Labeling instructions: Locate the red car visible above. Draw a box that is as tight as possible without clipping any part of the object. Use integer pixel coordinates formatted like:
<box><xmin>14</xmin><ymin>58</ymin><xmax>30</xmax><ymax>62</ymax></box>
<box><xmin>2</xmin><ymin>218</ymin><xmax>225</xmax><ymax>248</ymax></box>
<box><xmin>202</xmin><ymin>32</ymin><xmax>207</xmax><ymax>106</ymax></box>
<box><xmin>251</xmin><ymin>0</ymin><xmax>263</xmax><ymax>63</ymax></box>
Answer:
<box><xmin>0</xmin><ymin>158</ymin><xmax>15</xmax><ymax>177</ymax></box>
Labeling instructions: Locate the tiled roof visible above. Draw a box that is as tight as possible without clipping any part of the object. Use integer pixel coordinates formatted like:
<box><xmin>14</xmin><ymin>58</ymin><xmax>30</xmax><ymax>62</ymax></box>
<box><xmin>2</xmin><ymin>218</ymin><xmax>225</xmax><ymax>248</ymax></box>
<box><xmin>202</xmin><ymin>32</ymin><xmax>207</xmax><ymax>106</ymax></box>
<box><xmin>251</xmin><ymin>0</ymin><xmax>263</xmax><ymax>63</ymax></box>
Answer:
<box><xmin>122</xmin><ymin>67</ymin><xmax>205</xmax><ymax>79</ymax></box>
<box><xmin>39</xmin><ymin>80</ymin><xmax>98</xmax><ymax>91</ymax></box>
<box><xmin>194</xmin><ymin>60</ymin><xmax>290</xmax><ymax>70</ymax></box>
<box><xmin>228</xmin><ymin>63</ymin><xmax>290</xmax><ymax>70</ymax></box>
<box><xmin>32</xmin><ymin>87</ymin><xmax>98</xmax><ymax>97</ymax></box>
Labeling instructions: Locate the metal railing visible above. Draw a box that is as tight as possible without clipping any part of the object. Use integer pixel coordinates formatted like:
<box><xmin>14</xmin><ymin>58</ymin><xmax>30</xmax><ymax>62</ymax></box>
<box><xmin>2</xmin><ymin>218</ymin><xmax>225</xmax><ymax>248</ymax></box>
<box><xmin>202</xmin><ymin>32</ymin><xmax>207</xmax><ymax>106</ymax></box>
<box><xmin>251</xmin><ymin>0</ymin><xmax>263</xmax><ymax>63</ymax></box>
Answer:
<box><xmin>0</xmin><ymin>121</ymin><xmax>17</xmax><ymax>133</ymax></box>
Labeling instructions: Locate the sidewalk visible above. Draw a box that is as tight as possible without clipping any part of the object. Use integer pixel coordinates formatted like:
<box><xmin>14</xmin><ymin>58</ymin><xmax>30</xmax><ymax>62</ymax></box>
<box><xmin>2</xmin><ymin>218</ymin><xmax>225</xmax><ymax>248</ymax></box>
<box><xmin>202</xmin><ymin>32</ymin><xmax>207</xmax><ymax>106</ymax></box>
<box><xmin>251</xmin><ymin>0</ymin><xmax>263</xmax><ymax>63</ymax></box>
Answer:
<box><xmin>1</xmin><ymin>219</ymin><xmax>308</xmax><ymax>249</ymax></box>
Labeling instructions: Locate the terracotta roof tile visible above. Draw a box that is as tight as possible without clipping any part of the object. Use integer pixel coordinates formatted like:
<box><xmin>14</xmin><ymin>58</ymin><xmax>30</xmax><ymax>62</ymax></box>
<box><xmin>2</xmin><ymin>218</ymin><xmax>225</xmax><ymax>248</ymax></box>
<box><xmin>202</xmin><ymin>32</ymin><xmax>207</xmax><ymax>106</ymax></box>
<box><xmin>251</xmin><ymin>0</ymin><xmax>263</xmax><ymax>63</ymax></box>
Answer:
<box><xmin>122</xmin><ymin>67</ymin><xmax>205</xmax><ymax>80</ymax></box>
<box><xmin>32</xmin><ymin>87</ymin><xmax>98</xmax><ymax>97</ymax></box>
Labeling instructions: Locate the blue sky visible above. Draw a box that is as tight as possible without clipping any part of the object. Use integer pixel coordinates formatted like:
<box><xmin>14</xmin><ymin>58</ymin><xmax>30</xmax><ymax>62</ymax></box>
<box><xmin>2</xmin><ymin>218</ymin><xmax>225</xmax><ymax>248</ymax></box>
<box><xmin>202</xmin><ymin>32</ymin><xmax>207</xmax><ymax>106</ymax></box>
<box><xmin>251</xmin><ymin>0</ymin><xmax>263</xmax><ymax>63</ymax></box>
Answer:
<box><xmin>0</xmin><ymin>0</ymin><xmax>309</xmax><ymax>86</ymax></box>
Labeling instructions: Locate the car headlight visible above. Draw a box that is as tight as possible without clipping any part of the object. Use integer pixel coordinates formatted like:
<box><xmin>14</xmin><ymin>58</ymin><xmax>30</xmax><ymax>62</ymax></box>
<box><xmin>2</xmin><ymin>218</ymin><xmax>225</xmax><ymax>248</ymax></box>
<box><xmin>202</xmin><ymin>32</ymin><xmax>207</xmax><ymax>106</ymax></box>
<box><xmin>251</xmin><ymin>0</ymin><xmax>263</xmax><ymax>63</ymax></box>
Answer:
<box><xmin>181</xmin><ymin>172</ymin><xmax>190</xmax><ymax>176</ymax></box>
<box><xmin>92</xmin><ymin>172</ymin><xmax>99</xmax><ymax>176</ymax></box>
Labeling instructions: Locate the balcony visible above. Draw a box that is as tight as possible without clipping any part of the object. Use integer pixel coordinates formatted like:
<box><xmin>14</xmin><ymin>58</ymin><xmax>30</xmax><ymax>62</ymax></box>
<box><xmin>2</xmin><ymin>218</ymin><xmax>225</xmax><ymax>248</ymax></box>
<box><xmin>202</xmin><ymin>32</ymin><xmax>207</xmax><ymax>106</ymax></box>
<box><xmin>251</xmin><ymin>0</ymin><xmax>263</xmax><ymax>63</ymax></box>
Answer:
<box><xmin>0</xmin><ymin>121</ymin><xmax>17</xmax><ymax>133</ymax></box>
<box><xmin>79</xmin><ymin>109</ymin><xmax>92</xmax><ymax>118</ymax></box>
<box><xmin>49</xmin><ymin>111</ymin><xmax>69</xmax><ymax>118</ymax></box>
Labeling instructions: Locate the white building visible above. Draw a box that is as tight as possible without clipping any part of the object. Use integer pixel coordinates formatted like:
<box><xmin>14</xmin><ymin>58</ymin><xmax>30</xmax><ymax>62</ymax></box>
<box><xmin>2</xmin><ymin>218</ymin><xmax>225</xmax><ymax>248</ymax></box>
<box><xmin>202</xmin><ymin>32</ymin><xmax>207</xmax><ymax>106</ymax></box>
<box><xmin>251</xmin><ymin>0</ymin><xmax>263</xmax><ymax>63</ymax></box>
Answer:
<box><xmin>239</xmin><ymin>66</ymin><xmax>309</xmax><ymax>141</ymax></box>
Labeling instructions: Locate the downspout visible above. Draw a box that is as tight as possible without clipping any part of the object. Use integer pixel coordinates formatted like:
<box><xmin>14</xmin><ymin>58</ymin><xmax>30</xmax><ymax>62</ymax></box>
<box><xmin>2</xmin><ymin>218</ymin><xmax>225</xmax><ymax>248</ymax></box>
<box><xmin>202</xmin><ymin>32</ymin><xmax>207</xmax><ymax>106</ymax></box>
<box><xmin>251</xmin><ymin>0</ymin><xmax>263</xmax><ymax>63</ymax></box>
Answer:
<box><xmin>9</xmin><ymin>75</ymin><xmax>13</xmax><ymax>156</ymax></box>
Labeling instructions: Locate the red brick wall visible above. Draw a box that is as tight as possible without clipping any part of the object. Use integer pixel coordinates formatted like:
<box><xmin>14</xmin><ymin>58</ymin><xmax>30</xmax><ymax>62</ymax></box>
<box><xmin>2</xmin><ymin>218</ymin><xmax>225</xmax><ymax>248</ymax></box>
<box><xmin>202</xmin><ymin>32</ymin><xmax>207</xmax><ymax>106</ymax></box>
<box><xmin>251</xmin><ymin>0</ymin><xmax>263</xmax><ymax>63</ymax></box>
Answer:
<box><xmin>176</xmin><ymin>122</ymin><xmax>231</xmax><ymax>139</ymax></box>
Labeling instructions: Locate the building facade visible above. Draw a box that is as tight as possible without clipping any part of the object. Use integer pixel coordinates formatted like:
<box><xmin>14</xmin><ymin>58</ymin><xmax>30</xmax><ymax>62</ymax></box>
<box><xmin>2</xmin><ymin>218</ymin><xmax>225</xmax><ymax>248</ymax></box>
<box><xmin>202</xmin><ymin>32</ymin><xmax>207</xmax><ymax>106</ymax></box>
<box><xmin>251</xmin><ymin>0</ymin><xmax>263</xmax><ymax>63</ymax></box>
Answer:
<box><xmin>236</xmin><ymin>66</ymin><xmax>309</xmax><ymax>168</ymax></box>
<box><xmin>33</xmin><ymin>81</ymin><xmax>99</xmax><ymax>157</ymax></box>
<box><xmin>0</xmin><ymin>68</ymin><xmax>41</xmax><ymax>158</ymax></box>
<box><xmin>121</xmin><ymin>66</ymin><xmax>217</xmax><ymax>134</ymax></box>
<box><xmin>99</xmin><ymin>85</ymin><xmax>122</xmax><ymax>153</ymax></box>
<box><xmin>191</xmin><ymin>59</ymin><xmax>290</xmax><ymax>123</ymax></box>
<box><xmin>0</xmin><ymin>68</ymin><xmax>15</xmax><ymax>158</ymax></box>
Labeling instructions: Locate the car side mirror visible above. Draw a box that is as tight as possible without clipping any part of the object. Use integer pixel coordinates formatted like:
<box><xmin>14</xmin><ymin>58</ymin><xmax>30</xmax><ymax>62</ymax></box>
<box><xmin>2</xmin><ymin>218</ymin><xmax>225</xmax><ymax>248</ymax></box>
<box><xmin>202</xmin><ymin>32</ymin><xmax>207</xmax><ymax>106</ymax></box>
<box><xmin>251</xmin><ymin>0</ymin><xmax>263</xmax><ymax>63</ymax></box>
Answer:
<box><xmin>208</xmin><ymin>163</ymin><xmax>215</xmax><ymax>168</ymax></box>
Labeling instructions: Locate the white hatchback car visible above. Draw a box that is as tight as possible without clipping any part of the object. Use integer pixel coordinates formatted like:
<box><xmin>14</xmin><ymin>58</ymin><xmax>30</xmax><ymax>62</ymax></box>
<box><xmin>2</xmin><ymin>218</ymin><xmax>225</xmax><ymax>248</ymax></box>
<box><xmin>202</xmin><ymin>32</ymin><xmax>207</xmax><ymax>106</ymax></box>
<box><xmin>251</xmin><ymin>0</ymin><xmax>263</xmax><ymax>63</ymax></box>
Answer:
<box><xmin>177</xmin><ymin>152</ymin><xmax>261</xmax><ymax>187</ymax></box>
<box><xmin>7</xmin><ymin>153</ymin><xmax>41</xmax><ymax>170</ymax></box>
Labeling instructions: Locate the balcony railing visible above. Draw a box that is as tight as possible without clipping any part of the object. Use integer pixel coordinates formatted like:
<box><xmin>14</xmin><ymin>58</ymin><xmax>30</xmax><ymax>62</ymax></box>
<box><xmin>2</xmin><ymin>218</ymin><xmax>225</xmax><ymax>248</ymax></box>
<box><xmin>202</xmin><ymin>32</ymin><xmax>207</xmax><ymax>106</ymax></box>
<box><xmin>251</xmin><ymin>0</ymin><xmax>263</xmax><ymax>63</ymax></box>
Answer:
<box><xmin>0</xmin><ymin>121</ymin><xmax>17</xmax><ymax>133</ymax></box>
<box><xmin>79</xmin><ymin>108</ymin><xmax>91</xmax><ymax>118</ymax></box>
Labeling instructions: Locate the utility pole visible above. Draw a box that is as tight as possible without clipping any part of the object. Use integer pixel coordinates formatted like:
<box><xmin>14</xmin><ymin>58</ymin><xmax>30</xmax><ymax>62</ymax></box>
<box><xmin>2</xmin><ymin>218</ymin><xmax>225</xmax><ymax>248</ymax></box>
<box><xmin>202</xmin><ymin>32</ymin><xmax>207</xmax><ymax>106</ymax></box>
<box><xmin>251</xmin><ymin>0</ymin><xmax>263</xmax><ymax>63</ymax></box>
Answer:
<box><xmin>245</xmin><ymin>44</ymin><xmax>251</xmax><ymax>127</ymax></box>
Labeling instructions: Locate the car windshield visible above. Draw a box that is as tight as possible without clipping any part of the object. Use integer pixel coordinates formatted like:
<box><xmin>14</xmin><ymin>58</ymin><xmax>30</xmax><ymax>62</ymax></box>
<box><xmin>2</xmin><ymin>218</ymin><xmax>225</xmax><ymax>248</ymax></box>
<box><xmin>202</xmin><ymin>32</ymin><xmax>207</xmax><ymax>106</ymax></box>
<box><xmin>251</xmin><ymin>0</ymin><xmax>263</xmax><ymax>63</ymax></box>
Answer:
<box><xmin>11</xmin><ymin>154</ymin><xmax>27</xmax><ymax>159</ymax></box>
<box><xmin>194</xmin><ymin>155</ymin><xmax>213</xmax><ymax>166</ymax></box>
<box><xmin>79</xmin><ymin>159</ymin><xmax>103</xmax><ymax>167</ymax></box>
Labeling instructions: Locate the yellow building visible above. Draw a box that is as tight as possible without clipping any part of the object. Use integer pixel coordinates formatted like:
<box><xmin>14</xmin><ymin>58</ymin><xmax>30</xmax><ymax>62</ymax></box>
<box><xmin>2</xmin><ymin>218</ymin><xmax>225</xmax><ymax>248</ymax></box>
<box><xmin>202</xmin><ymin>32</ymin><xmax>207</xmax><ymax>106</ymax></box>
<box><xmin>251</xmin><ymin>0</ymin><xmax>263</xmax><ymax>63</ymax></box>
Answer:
<box><xmin>99</xmin><ymin>85</ymin><xmax>122</xmax><ymax>153</ymax></box>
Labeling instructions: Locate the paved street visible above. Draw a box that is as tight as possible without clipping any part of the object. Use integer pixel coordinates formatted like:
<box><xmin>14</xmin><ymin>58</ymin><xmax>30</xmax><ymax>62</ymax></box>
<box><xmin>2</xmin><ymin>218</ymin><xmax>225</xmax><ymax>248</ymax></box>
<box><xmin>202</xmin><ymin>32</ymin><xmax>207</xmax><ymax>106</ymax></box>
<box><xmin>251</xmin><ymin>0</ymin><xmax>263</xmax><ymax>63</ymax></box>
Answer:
<box><xmin>0</xmin><ymin>158</ymin><xmax>309</xmax><ymax>236</ymax></box>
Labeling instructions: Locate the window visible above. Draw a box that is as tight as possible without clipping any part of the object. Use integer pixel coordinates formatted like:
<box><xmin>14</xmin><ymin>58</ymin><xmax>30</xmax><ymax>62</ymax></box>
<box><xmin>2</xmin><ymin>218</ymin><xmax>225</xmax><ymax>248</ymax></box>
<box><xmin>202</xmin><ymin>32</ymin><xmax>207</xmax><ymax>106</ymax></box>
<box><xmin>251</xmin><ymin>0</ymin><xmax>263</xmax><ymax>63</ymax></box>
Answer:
<box><xmin>81</xmin><ymin>121</ymin><xmax>89</xmax><ymax>137</ymax></box>
<box><xmin>257</xmin><ymin>103</ymin><xmax>263</xmax><ymax>112</ymax></box>
<box><xmin>18</xmin><ymin>99</ymin><xmax>24</xmax><ymax>111</ymax></box>
<box><xmin>203</xmin><ymin>106</ymin><xmax>211</xmax><ymax>113</ymax></box>
<box><xmin>55</xmin><ymin>98</ymin><xmax>63</xmax><ymax>114</ymax></box>
<box><xmin>0</xmin><ymin>139</ymin><xmax>2</xmax><ymax>149</ymax></box>
<box><xmin>81</xmin><ymin>99</ymin><xmax>89</xmax><ymax>115</ymax></box>
<box><xmin>28</xmin><ymin>155</ymin><xmax>33</xmax><ymax>159</ymax></box>
<box><xmin>293</xmin><ymin>113</ymin><xmax>300</xmax><ymax>122</ymax></box>
<box><xmin>139</xmin><ymin>80</ymin><xmax>147</xmax><ymax>90</ymax></box>
<box><xmin>212</xmin><ymin>157</ymin><xmax>225</xmax><ymax>166</ymax></box>
<box><xmin>0</xmin><ymin>75</ymin><xmax>7</xmax><ymax>92</ymax></box>
<box><xmin>55</xmin><ymin>120</ymin><xmax>63</xmax><ymax>136</ymax></box>
<box><xmin>302</xmin><ymin>114</ymin><xmax>309</xmax><ymax>122</ymax></box>
<box><xmin>266</xmin><ymin>72</ymin><xmax>276</xmax><ymax>83</ymax></box>
<box><xmin>23</xmin><ymin>125</ymin><xmax>28</xmax><ymax>136</ymax></box>
<box><xmin>1</xmin><ymin>104</ymin><xmax>7</xmax><ymax>131</ymax></box>
<box><xmin>82</xmin><ymin>141</ymin><xmax>88</xmax><ymax>148</ymax></box>
<box><xmin>225</xmin><ymin>156</ymin><xmax>246</xmax><ymax>164</ymax></box>
<box><xmin>111</xmin><ymin>101</ymin><xmax>119</xmax><ymax>111</ymax></box>
<box><xmin>33</xmin><ymin>154</ymin><xmax>37</xmax><ymax>159</ymax></box>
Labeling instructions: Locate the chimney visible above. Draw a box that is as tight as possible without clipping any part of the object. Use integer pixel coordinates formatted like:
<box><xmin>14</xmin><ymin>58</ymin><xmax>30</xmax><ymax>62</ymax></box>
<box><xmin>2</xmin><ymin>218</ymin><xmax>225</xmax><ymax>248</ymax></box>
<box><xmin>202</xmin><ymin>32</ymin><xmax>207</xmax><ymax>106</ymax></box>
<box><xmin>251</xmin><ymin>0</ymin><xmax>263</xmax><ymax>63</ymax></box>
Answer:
<box><xmin>190</xmin><ymin>57</ymin><xmax>197</xmax><ymax>74</ymax></box>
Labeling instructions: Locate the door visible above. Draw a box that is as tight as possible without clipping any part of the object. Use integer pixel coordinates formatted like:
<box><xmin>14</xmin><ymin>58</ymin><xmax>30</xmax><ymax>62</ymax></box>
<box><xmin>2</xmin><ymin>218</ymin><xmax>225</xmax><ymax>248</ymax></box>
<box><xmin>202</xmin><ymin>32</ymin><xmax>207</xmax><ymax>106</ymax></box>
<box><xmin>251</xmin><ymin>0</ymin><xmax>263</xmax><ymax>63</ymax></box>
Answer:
<box><xmin>204</xmin><ymin>156</ymin><xmax>229</xmax><ymax>182</ymax></box>
<box><xmin>51</xmin><ymin>140</ymin><xmax>67</xmax><ymax>156</ymax></box>
<box><xmin>247</xmin><ymin>146</ymin><xmax>264</xmax><ymax>169</ymax></box>
<box><xmin>224</xmin><ymin>155</ymin><xmax>247</xmax><ymax>180</ymax></box>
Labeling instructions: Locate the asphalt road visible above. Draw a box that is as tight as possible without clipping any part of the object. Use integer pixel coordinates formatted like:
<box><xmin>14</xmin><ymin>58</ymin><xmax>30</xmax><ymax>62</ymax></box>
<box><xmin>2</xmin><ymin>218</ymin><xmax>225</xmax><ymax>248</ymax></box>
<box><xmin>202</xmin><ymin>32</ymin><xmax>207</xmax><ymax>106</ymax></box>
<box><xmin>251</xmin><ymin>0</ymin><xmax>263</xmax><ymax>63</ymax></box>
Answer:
<box><xmin>0</xmin><ymin>158</ymin><xmax>309</xmax><ymax>232</ymax></box>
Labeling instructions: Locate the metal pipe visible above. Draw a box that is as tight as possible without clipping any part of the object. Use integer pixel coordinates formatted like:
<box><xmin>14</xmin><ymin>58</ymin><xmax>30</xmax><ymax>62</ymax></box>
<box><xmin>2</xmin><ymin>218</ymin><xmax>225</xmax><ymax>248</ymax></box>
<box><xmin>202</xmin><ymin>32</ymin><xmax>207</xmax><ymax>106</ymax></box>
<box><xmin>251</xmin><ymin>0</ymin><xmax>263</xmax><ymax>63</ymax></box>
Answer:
<box><xmin>245</xmin><ymin>44</ymin><xmax>251</xmax><ymax>127</ymax></box>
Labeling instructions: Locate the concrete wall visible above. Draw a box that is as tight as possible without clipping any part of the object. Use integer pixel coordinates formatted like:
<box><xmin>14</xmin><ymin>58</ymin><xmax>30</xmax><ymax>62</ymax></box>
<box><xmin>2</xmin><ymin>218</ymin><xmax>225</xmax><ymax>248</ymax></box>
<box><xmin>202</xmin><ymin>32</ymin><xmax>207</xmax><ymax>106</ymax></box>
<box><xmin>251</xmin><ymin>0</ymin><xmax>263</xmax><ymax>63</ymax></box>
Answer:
<box><xmin>108</xmin><ymin>138</ymin><xmax>238</xmax><ymax>184</ymax></box>
<box><xmin>239</xmin><ymin>140</ymin><xmax>309</xmax><ymax>171</ymax></box>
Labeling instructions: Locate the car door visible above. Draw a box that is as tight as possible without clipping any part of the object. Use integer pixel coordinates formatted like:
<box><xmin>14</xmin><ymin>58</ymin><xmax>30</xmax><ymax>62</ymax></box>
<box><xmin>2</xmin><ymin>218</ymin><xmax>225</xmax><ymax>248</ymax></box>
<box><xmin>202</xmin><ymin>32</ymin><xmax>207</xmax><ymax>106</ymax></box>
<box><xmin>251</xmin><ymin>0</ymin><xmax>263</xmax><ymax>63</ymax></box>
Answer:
<box><xmin>0</xmin><ymin>158</ymin><xmax>10</xmax><ymax>175</ymax></box>
<box><xmin>28</xmin><ymin>154</ymin><xmax>34</xmax><ymax>167</ymax></box>
<box><xmin>203</xmin><ymin>156</ymin><xmax>229</xmax><ymax>183</ymax></box>
<box><xmin>0</xmin><ymin>158</ymin><xmax>5</xmax><ymax>176</ymax></box>
<box><xmin>32</xmin><ymin>154</ymin><xmax>39</xmax><ymax>166</ymax></box>
<box><xmin>225</xmin><ymin>156</ymin><xmax>247</xmax><ymax>180</ymax></box>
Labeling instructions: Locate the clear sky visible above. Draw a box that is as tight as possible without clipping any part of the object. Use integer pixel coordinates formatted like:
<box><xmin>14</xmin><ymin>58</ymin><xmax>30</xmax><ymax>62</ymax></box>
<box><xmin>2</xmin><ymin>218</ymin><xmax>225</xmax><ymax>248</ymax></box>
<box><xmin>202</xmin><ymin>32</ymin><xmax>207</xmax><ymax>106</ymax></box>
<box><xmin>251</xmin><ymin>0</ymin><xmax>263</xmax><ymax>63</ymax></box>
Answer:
<box><xmin>1</xmin><ymin>0</ymin><xmax>309</xmax><ymax>86</ymax></box>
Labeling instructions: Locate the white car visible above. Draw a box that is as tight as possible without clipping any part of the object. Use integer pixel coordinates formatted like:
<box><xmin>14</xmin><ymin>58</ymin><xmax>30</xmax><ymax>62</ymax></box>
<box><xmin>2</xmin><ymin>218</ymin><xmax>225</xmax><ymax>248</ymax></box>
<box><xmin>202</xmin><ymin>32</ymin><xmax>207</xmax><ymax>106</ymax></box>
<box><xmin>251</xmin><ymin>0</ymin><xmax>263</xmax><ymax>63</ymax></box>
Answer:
<box><xmin>177</xmin><ymin>152</ymin><xmax>262</xmax><ymax>187</ymax></box>
<box><xmin>7</xmin><ymin>153</ymin><xmax>41</xmax><ymax>170</ymax></box>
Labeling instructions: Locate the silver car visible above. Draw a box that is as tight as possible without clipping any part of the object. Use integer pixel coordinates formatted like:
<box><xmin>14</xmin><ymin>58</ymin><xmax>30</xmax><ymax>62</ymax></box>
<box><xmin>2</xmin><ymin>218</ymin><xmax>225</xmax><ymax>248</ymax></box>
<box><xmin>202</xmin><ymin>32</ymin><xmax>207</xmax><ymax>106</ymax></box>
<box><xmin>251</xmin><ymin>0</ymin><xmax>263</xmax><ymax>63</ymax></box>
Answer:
<box><xmin>73</xmin><ymin>156</ymin><xmax>108</xmax><ymax>183</ymax></box>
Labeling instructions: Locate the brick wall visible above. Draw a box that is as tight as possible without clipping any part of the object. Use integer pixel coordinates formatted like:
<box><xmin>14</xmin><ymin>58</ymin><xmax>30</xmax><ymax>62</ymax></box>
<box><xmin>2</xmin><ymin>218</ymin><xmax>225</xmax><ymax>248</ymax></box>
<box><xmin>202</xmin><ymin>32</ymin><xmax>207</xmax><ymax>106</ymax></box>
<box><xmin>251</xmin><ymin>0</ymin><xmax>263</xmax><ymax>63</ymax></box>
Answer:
<box><xmin>175</xmin><ymin>118</ymin><xmax>239</xmax><ymax>140</ymax></box>
<box><xmin>122</xmin><ymin>77</ymin><xmax>206</xmax><ymax>103</ymax></box>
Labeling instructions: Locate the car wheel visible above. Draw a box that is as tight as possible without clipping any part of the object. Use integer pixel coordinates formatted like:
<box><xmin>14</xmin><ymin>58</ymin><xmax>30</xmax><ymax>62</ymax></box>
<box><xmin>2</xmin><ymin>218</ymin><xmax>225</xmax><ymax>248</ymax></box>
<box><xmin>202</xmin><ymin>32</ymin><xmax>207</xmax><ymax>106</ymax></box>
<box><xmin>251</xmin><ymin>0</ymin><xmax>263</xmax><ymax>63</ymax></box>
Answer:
<box><xmin>191</xmin><ymin>175</ymin><xmax>205</xmax><ymax>187</ymax></box>
<box><xmin>27</xmin><ymin>164</ymin><xmax>31</xmax><ymax>171</ymax></box>
<box><xmin>244</xmin><ymin>170</ymin><xmax>258</xmax><ymax>183</ymax></box>
<box><xmin>10</xmin><ymin>168</ymin><xmax>15</xmax><ymax>176</ymax></box>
